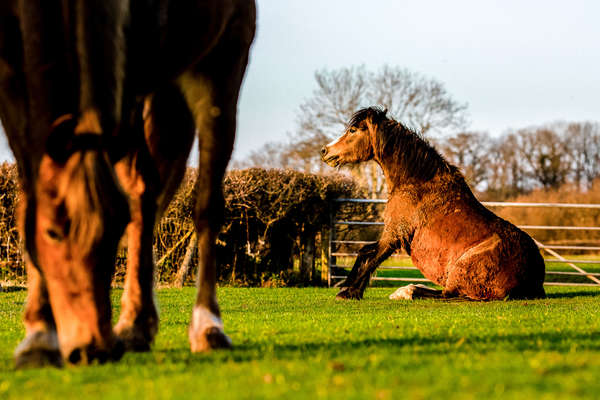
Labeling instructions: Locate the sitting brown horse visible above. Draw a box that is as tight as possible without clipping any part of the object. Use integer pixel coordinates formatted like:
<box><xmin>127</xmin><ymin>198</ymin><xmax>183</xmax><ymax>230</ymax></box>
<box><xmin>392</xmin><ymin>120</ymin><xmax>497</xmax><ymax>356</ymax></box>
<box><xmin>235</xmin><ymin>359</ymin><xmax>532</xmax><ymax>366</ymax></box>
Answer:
<box><xmin>321</xmin><ymin>107</ymin><xmax>546</xmax><ymax>301</ymax></box>
<box><xmin>0</xmin><ymin>0</ymin><xmax>255</xmax><ymax>367</ymax></box>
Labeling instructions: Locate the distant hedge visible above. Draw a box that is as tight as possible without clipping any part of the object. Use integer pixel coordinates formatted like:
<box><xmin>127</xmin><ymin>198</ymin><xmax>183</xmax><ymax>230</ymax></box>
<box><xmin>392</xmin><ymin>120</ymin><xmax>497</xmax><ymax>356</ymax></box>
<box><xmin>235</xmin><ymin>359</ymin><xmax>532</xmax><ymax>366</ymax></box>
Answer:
<box><xmin>0</xmin><ymin>163</ymin><xmax>20</xmax><ymax>280</ymax></box>
<box><xmin>217</xmin><ymin>168</ymin><xmax>362</xmax><ymax>286</ymax></box>
<box><xmin>3</xmin><ymin>163</ymin><xmax>600</xmax><ymax>285</ymax></box>
<box><xmin>0</xmin><ymin>164</ymin><xmax>363</xmax><ymax>285</ymax></box>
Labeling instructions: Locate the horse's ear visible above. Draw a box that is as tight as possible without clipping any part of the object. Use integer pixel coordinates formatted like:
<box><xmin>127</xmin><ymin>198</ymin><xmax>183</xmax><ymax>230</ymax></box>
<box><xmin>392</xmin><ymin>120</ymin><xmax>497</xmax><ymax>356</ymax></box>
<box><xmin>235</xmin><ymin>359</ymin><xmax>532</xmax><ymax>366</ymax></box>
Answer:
<box><xmin>382</xmin><ymin>108</ymin><xmax>388</xmax><ymax>116</ymax></box>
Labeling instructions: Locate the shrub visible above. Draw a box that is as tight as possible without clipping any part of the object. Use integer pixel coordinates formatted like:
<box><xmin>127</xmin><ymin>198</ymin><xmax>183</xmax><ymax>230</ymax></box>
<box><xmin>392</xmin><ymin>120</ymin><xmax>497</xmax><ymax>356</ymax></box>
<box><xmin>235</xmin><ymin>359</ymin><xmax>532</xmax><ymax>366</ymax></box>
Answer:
<box><xmin>217</xmin><ymin>168</ymin><xmax>362</xmax><ymax>286</ymax></box>
<box><xmin>0</xmin><ymin>163</ymin><xmax>22</xmax><ymax>281</ymax></box>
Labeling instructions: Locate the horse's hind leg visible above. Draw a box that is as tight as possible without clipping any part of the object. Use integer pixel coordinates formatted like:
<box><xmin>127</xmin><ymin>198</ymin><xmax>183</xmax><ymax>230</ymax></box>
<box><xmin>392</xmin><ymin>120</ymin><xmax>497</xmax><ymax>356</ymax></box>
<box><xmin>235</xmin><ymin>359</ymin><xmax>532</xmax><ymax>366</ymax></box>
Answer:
<box><xmin>114</xmin><ymin>87</ymin><xmax>195</xmax><ymax>351</ymax></box>
<box><xmin>389</xmin><ymin>284</ymin><xmax>445</xmax><ymax>300</ymax></box>
<box><xmin>336</xmin><ymin>240</ymin><xmax>395</xmax><ymax>300</ymax></box>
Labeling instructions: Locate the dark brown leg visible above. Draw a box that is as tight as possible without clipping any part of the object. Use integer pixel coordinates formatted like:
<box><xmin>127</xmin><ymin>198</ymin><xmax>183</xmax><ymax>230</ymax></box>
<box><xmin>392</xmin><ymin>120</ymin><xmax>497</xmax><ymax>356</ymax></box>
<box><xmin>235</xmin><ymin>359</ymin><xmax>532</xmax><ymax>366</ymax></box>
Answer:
<box><xmin>14</xmin><ymin>262</ymin><xmax>62</xmax><ymax>368</ymax></box>
<box><xmin>336</xmin><ymin>240</ymin><xmax>394</xmax><ymax>300</ymax></box>
<box><xmin>114</xmin><ymin>87</ymin><xmax>195</xmax><ymax>351</ymax></box>
<box><xmin>184</xmin><ymin>81</ymin><xmax>235</xmax><ymax>351</ymax></box>
<box><xmin>113</xmin><ymin>181</ymin><xmax>159</xmax><ymax>351</ymax></box>
<box><xmin>179</xmin><ymin>32</ymin><xmax>252</xmax><ymax>352</ymax></box>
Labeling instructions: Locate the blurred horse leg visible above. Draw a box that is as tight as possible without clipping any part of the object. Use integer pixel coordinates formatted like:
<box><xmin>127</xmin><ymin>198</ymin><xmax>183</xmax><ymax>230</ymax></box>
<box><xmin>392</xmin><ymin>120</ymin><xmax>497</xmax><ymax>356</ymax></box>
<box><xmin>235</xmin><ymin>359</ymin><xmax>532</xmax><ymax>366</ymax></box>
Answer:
<box><xmin>180</xmin><ymin>28</ymin><xmax>252</xmax><ymax>352</ymax></box>
<box><xmin>114</xmin><ymin>86</ymin><xmax>195</xmax><ymax>350</ymax></box>
<box><xmin>14</xmin><ymin>261</ymin><xmax>62</xmax><ymax>368</ymax></box>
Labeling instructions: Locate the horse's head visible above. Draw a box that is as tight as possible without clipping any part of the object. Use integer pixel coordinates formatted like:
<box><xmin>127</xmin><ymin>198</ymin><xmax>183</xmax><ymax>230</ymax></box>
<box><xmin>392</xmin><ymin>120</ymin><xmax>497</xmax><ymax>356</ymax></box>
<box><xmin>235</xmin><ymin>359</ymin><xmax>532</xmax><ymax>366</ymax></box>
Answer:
<box><xmin>320</xmin><ymin>107</ymin><xmax>388</xmax><ymax>167</ymax></box>
<box><xmin>28</xmin><ymin>115</ymin><xmax>130</xmax><ymax>364</ymax></box>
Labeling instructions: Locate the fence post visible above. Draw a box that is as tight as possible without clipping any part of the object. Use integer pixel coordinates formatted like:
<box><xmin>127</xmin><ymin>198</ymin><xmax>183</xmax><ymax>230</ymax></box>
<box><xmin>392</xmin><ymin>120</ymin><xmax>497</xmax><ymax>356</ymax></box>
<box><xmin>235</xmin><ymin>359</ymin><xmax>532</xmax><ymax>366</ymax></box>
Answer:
<box><xmin>320</xmin><ymin>228</ymin><xmax>328</xmax><ymax>285</ymax></box>
<box><xmin>327</xmin><ymin>208</ymin><xmax>335</xmax><ymax>287</ymax></box>
<box><xmin>300</xmin><ymin>226</ymin><xmax>315</xmax><ymax>284</ymax></box>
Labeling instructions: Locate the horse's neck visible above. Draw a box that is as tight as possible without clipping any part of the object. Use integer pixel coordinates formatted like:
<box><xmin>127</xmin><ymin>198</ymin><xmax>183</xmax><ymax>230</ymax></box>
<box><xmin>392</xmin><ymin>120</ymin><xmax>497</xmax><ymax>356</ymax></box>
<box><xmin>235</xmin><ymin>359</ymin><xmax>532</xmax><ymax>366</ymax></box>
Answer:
<box><xmin>382</xmin><ymin>163</ymin><xmax>460</xmax><ymax>215</ymax></box>
<box><xmin>378</xmin><ymin>158</ymin><xmax>427</xmax><ymax>194</ymax></box>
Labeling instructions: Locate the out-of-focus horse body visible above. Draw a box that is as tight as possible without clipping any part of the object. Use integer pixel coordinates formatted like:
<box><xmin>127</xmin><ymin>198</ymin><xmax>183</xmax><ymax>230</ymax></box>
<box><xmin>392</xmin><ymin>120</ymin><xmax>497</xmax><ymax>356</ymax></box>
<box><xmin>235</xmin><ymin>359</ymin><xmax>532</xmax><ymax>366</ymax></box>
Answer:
<box><xmin>0</xmin><ymin>0</ymin><xmax>255</xmax><ymax>367</ymax></box>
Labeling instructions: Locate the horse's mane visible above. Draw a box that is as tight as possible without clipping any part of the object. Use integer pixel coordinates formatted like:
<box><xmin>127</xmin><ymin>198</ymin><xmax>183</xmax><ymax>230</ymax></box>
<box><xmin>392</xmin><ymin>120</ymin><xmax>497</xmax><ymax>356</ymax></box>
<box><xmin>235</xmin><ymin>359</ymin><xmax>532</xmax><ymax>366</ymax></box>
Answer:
<box><xmin>350</xmin><ymin>107</ymin><xmax>457</xmax><ymax>181</ymax></box>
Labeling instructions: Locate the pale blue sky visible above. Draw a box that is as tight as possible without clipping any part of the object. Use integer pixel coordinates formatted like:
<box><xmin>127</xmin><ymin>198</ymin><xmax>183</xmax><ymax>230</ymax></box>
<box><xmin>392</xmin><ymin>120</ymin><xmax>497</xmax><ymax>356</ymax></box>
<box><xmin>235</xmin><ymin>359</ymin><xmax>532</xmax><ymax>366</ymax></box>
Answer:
<box><xmin>1</xmin><ymin>0</ymin><xmax>599</xmax><ymax>162</ymax></box>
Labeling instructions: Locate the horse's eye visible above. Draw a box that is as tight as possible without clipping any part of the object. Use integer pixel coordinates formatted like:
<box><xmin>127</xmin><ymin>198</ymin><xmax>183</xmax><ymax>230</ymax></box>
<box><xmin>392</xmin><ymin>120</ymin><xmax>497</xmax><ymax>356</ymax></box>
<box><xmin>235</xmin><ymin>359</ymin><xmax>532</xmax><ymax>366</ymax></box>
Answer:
<box><xmin>349</xmin><ymin>127</ymin><xmax>357</xmax><ymax>133</ymax></box>
<box><xmin>44</xmin><ymin>227</ymin><xmax>65</xmax><ymax>243</ymax></box>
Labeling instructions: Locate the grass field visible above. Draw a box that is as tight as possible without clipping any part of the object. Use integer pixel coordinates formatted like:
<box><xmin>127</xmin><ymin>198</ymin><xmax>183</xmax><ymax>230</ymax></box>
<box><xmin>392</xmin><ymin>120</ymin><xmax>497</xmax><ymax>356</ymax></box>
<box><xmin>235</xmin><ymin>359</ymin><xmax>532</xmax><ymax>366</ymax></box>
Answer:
<box><xmin>1</xmin><ymin>286</ymin><xmax>600</xmax><ymax>399</ymax></box>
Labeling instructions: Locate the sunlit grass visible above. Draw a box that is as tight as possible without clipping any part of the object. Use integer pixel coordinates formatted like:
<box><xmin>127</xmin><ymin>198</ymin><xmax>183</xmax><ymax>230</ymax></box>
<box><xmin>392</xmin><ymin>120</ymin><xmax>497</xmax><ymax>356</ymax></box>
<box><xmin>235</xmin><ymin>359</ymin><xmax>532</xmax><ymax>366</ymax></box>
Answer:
<box><xmin>1</xmin><ymin>286</ymin><xmax>600</xmax><ymax>399</ymax></box>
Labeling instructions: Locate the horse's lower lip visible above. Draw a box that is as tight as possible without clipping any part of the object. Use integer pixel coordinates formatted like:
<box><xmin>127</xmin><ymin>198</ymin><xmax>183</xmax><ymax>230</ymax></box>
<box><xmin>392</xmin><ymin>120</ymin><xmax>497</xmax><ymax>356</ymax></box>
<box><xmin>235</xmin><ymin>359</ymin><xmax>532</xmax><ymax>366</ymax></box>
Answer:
<box><xmin>322</xmin><ymin>155</ymin><xmax>340</xmax><ymax>167</ymax></box>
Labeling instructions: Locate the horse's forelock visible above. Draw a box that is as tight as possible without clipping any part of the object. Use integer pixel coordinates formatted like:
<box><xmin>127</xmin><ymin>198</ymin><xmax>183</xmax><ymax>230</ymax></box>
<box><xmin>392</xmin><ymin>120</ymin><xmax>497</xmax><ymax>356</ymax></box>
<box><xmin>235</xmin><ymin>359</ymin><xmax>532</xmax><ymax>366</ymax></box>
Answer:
<box><xmin>347</xmin><ymin>106</ymin><xmax>388</xmax><ymax>128</ymax></box>
<box><xmin>57</xmin><ymin>149</ymin><xmax>123</xmax><ymax>255</ymax></box>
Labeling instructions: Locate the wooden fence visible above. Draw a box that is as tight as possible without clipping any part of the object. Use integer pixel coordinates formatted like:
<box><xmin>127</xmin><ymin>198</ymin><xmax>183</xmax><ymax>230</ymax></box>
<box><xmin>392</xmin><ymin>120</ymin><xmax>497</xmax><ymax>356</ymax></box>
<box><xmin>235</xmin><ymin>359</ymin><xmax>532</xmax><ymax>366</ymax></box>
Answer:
<box><xmin>325</xmin><ymin>199</ymin><xmax>600</xmax><ymax>288</ymax></box>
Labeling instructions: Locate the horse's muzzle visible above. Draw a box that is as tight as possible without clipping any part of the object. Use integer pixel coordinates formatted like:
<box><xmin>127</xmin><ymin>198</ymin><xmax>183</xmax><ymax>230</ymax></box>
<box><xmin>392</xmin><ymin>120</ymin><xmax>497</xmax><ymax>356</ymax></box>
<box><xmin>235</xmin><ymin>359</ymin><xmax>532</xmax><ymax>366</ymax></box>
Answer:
<box><xmin>321</xmin><ymin>149</ymin><xmax>340</xmax><ymax>167</ymax></box>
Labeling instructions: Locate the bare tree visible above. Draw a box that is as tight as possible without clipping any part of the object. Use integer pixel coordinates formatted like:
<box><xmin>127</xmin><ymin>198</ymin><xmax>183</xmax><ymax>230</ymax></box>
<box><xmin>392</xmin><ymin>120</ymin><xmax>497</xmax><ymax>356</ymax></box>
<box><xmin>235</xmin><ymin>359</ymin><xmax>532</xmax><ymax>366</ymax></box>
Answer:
<box><xmin>241</xmin><ymin>65</ymin><xmax>469</xmax><ymax>196</ymax></box>
<box><xmin>369</xmin><ymin>66</ymin><xmax>468</xmax><ymax>135</ymax></box>
<box><xmin>518</xmin><ymin>127</ymin><xmax>570</xmax><ymax>190</ymax></box>
<box><xmin>437</xmin><ymin>131</ymin><xmax>490</xmax><ymax>189</ymax></box>
<box><xmin>486</xmin><ymin>133</ymin><xmax>529</xmax><ymax>199</ymax></box>
<box><xmin>563</xmin><ymin>122</ymin><xmax>600</xmax><ymax>190</ymax></box>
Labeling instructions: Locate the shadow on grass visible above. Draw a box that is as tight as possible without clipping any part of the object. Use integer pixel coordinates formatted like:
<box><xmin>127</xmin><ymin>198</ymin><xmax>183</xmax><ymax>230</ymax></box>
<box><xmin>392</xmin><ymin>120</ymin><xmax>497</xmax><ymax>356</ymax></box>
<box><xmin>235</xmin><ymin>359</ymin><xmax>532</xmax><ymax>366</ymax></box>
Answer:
<box><xmin>0</xmin><ymin>285</ymin><xmax>26</xmax><ymax>293</ymax></box>
<box><xmin>135</xmin><ymin>329</ymin><xmax>600</xmax><ymax>368</ymax></box>
<box><xmin>4</xmin><ymin>329</ymin><xmax>599</xmax><ymax>373</ymax></box>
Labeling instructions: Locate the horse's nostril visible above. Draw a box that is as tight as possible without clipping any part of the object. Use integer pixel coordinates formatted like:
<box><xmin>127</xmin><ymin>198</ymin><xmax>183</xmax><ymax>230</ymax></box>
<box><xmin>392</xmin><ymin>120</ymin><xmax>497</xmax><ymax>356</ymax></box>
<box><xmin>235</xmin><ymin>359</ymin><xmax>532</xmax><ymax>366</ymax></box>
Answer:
<box><xmin>67</xmin><ymin>348</ymin><xmax>82</xmax><ymax>364</ymax></box>
<box><xmin>111</xmin><ymin>339</ymin><xmax>125</xmax><ymax>362</ymax></box>
<box><xmin>320</xmin><ymin>147</ymin><xmax>328</xmax><ymax>156</ymax></box>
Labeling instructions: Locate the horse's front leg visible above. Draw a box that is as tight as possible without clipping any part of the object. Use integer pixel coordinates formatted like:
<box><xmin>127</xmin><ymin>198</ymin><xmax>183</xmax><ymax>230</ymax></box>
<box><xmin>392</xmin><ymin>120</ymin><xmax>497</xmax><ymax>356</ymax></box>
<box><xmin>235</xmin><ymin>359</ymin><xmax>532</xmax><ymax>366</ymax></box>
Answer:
<box><xmin>14</xmin><ymin>195</ymin><xmax>62</xmax><ymax>368</ymax></box>
<box><xmin>336</xmin><ymin>240</ymin><xmax>395</xmax><ymax>300</ymax></box>
<box><xmin>114</xmin><ymin>86</ymin><xmax>196</xmax><ymax>351</ymax></box>
<box><xmin>113</xmin><ymin>155</ymin><xmax>159</xmax><ymax>351</ymax></box>
<box><xmin>14</xmin><ymin>262</ymin><xmax>62</xmax><ymax>368</ymax></box>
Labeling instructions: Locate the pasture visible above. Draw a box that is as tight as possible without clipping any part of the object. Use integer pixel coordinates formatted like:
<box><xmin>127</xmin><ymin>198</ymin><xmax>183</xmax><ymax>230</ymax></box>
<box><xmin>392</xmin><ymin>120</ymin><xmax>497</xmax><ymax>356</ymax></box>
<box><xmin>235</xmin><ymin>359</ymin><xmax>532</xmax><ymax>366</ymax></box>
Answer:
<box><xmin>1</xmin><ymin>286</ymin><xmax>600</xmax><ymax>399</ymax></box>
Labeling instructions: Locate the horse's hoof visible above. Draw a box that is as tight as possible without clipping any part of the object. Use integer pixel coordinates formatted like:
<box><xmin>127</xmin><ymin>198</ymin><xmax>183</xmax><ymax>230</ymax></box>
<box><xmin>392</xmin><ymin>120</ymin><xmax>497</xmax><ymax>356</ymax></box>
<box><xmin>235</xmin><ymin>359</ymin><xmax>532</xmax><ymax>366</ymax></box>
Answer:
<box><xmin>336</xmin><ymin>288</ymin><xmax>362</xmax><ymax>300</ymax></box>
<box><xmin>190</xmin><ymin>326</ymin><xmax>233</xmax><ymax>353</ymax></box>
<box><xmin>114</xmin><ymin>317</ymin><xmax>157</xmax><ymax>352</ymax></box>
<box><xmin>389</xmin><ymin>285</ymin><xmax>416</xmax><ymax>300</ymax></box>
<box><xmin>114</xmin><ymin>326</ymin><xmax>152</xmax><ymax>352</ymax></box>
<box><xmin>14</xmin><ymin>330</ymin><xmax>63</xmax><ymax>369</ymax></box>
<box><xmin>188</xmin><ymin>307</ymin><xmax>232</xmax><ymax>353</ymax></box>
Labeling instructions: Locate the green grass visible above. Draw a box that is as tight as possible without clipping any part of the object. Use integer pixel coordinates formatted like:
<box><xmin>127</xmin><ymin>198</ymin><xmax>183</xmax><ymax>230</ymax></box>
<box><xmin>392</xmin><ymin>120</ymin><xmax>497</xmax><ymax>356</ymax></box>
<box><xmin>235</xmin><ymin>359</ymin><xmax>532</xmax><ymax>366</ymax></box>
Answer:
<box><xmin>1</xmin><ymin>287</ymin><xmax>600</xmax><ymax>399</ymax></box>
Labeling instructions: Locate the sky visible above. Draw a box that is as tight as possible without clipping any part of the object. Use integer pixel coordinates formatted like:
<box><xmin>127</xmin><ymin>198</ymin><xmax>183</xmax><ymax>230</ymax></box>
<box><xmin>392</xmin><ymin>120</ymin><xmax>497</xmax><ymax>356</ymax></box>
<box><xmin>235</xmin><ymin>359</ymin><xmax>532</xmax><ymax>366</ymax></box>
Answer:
<box><xmin>1</xmin><ymin>0</ymin><xmax>599</xmax><ymax>162</ymax></box>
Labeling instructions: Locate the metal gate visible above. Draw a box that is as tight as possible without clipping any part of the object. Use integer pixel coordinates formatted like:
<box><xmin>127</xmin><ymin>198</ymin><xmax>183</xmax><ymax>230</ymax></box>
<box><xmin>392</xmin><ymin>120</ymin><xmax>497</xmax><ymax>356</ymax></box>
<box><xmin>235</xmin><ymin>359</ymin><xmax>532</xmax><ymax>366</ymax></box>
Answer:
<box><xmin>327</xmin><ymin>199</ymin><xmax>600</xmax><ymax>288</ymax></box>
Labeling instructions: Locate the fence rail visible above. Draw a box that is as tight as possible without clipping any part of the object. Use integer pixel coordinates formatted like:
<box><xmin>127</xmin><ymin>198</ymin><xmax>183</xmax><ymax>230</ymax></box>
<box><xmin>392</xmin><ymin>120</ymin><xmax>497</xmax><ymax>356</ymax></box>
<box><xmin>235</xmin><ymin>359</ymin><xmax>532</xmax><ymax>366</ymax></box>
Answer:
<box><xmin>327</xmin><ymin>199</ymin><xmax>600</xmax><ymax>288</ymax></box>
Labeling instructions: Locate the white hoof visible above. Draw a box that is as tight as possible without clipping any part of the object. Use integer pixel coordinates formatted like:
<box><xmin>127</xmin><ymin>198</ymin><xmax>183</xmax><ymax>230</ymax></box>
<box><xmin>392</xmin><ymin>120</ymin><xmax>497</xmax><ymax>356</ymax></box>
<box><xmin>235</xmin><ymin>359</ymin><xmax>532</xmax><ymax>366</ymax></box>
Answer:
<box><xmin>188</xmin><ymin>307</ymin><xmax>232</xmax><ymax>353</ymax></box>
<box><xmin>389</xmin><ymin>284</ymin><xmax>417</xmax><ymax>300</ymax></box>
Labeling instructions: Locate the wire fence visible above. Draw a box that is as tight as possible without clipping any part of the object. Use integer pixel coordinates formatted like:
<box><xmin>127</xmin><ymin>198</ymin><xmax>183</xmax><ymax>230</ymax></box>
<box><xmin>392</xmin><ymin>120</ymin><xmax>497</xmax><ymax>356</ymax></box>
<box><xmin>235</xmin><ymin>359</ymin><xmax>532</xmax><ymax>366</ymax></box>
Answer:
<box><xmin>327</xmin><ymin>199</ymin><xmax>600</xmax><ymax>288</ymax></box>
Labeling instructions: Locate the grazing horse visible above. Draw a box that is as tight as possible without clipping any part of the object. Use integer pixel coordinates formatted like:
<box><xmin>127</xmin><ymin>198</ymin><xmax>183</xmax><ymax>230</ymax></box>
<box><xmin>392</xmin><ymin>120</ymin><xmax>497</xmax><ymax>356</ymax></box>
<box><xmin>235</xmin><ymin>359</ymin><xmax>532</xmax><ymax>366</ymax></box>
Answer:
<box><xmin>320</xmin><ymin>107</ymin><xmax>546</xmax><ymax>301</ymax></box>
<box><xmin>0</xmin><ymin>0</ymin><xmax>255</xmax><ymax>367</ymax></box>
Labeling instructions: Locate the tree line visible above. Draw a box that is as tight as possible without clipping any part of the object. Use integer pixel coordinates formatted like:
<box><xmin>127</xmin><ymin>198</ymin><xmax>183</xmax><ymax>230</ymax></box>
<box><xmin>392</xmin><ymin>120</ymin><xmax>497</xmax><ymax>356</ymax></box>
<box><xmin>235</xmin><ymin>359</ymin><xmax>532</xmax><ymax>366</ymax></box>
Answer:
<box><xmin>235</xmin><ymin>65</ymin><xmax>600</xmax><ymax>199</ymax></box>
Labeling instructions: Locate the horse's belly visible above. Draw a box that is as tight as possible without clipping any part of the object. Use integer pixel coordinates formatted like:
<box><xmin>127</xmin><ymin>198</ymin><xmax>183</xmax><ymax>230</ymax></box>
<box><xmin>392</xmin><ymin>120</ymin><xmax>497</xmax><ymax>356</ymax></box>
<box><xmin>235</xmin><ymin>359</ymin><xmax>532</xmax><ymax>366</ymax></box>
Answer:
<box><xmin>410</xmin><ymin>223</ymin><xmax>475</xmax><ymax>286</ymax></box>
<box><xmin>410</xmin><ymin>248</ymin><xmax>450</xmax><ymax>287</ymax></box>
